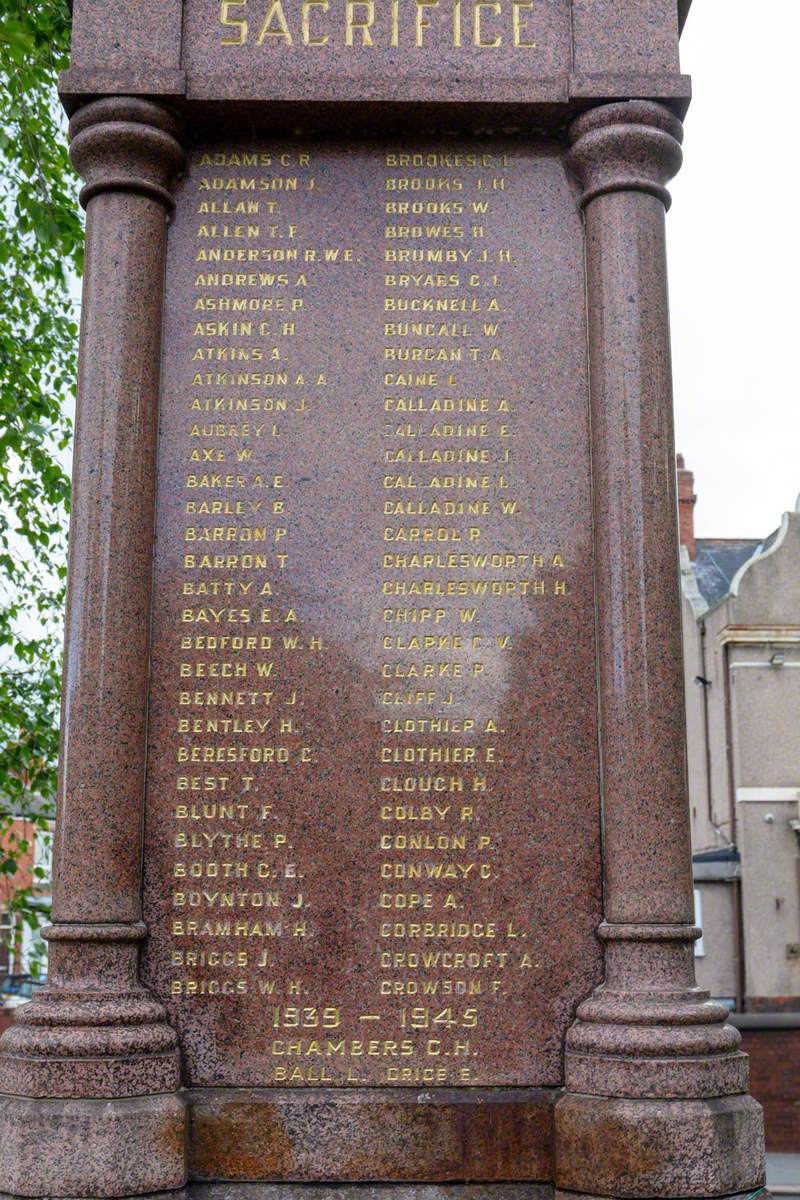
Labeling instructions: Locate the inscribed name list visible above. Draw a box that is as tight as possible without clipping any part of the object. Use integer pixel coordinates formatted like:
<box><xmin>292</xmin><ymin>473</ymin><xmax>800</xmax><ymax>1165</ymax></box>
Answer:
<box><xmin>142</xmin><ymin>140</ymin><xmax>603</xmax><ymax>1088</ymax></box>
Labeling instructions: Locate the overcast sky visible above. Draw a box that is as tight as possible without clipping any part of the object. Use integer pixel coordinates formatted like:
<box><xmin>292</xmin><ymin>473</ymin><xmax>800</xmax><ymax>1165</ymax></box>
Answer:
<box><xmin>668</xmin><ymin>1</ymin><xmax>800</xmax><ymax>538</ymax></box>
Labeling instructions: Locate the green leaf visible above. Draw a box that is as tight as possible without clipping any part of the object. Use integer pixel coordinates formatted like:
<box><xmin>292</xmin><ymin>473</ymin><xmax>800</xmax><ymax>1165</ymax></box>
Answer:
<box><xmin>0</xmin><ymin>0</ymin><xmax>75</xmax><ymax>976</ymax></box>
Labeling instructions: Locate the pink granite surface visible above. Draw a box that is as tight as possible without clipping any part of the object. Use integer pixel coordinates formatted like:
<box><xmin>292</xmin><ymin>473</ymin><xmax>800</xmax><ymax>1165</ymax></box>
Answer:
<box><xmin>141</xmin><ymin>136</ymin><xmax>603</xmax><ymax>1089</ymax></box>
<box><xmin>60</xmin><ymin>0</ymin><xmax>690</xmax><ymax>115</ymax></box>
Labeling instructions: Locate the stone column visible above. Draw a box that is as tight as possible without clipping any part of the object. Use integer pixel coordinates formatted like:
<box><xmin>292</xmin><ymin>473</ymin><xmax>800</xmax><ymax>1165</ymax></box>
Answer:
<box><xmin>555</xmin><ymin>102</ymin><xmax>766</xmax><ymax>1200</ymax></box>
<box><xmin>0</xmin><ymin>98</ymin><xmax>187</xmax><ymax>1200</ymax></box>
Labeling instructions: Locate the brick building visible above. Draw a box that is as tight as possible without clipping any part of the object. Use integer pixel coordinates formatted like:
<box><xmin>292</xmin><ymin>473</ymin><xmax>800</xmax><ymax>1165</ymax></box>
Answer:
<box><xmin>0</xmin><ymin>803</ymin><xmax>53</xmax><ymax>978</ymax></box>
<box><xmin>679</xmin><ymin>455</ymin><xmax>800</xmax><ymax>1150</ymax></box>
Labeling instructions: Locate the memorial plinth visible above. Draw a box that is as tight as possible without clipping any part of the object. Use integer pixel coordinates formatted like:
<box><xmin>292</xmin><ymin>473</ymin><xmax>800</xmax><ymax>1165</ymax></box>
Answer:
<box><xmin>0</xmin><ymin>3</ymin><xmax>768</xmax><ymax>1199</ymax></box>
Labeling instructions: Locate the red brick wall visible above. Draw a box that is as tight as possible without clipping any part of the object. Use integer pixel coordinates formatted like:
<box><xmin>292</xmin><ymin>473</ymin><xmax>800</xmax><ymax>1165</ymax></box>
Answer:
<box><xmin>0</xmin><ymin>818</ymin><xmax>36</xmax><ymax>893</ymax></box>
<box><xmin>741</xmin><ymin>1028</ymin><xmax>800</xmax><ymax>1152</ymax></box>
<box><xmin>676</xmin><ymin>453</ymin><xmax>697</xmax><ymax>559</ymax></box>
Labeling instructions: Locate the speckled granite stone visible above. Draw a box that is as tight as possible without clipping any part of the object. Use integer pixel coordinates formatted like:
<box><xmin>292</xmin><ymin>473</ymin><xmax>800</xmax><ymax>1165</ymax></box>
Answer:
<box><xmin>0</xmin><ymin>9</ymin><xmax>769</xmax><ymax>1200</ymax></box>
<box><xmin>0</xmin><ymin>1189</ymin><xmax>774</xmax><ymax>1200</ymax></box>
<box><xmin>553</xmin><ymin>99</ymin><xmax>765</xmax><ymax>1199</ymax></box>
<box><xmin>0</xmin><ymin>98</ymin><xmax>187</xmax><ymax>1198</ymax></box>
<box><xmin>0</xmin><ymin>1094</ymin><xmax>186</xmax><ymax>1198</ymax></box>
<box><xmin>555</xmin><ymin>1095</ymin><xmax>765</xmax><ymax>1198</ymax></box>
<box><xmin>188</xmin><ymin>1088</ymin><xmax>555</xmax><ymax>1182</ymax></box>
<box><xmin>143</xmin><ymin>135</ymin><xmax>603</xmax><ymax>1094</ymax></box>
<box><xmin>60</xmin><ymin>1</ymin><xmax>690</xmax><ymax>119</ymax></box>
<box><xmin>190</xmin><ymin>1189</ymin><xmax>553</xmax><ymax>1200</ymax></box>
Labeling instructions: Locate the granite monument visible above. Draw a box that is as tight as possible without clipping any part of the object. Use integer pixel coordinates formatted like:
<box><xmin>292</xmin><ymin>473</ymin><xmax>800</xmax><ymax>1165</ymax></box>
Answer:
<box><xmin>0</xmin><ymin>2</ymin><xmax>768</xmax><ymax>1198</ymax></box>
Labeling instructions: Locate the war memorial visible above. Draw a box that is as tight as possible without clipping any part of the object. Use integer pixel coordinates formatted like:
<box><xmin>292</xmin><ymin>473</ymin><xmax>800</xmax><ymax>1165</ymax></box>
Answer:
<box><xmin>0</xmin><ymin>2</ymin><xmax>769</xmax><ymax>1197</ymax></box>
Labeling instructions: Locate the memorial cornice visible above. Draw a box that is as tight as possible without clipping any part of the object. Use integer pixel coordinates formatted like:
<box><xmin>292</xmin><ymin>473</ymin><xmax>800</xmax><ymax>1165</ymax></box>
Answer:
<box><xmin>57</xmin><ymin>73</ymin><xmax>693</xmax><ymax>125</ymax></box>
<box><xmin>58</xmin><ymin>0</ymin><xmax>692</xmax><ymax>120</ymax></box>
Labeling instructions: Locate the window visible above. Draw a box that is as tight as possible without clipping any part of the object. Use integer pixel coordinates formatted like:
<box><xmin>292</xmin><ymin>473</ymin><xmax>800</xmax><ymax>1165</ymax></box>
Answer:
<box><xmin>0</xmin><ymin>912</ymin><xmax>12</xmax><ymax>974</ymax></box>
<box><xmin>33</xmin><ymin>826</ymin><xmax>53</xmax><ymax>883</ymax></box>
<box><xmin>694</xmin><ymin>888</ymin><xmax>705</xmax><ymax>957</ymax></box>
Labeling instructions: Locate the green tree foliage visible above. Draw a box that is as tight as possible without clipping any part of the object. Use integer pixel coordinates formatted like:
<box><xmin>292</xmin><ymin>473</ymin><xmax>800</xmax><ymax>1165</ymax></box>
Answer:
<box><xmin>0</xmin><ymin>2</ymin><xmax>79</xmax><ymax>971</ymax></box>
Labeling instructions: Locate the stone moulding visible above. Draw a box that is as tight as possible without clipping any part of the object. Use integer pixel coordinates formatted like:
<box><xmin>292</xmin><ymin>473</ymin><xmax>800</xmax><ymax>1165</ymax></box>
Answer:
<box><xmin>58</xmin><ymin>0</ymin><xmax>692</xmax><ymax>120</ymax></box>
<box><xmin>188</xmin><ymin>1087</ymin><xmax>556</xmax><ymax>1182</ymax></box>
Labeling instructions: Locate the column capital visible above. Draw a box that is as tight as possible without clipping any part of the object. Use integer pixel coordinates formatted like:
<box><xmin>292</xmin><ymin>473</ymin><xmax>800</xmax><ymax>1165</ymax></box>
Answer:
<box><xmin>567</xmin><ymin>100</ymin><xmax>684</xmax><ymax>210</ymax></box>
<box><xmin>69</xmin><ymin>96</ymin><xmax>185</xmax><ymax>210</ymax></box>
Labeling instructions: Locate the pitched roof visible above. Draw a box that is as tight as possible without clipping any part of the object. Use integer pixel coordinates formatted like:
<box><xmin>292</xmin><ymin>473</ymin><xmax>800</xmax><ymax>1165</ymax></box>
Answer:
<box><xmin>692</xmin><ymin>538</ymin><xmax>761</xmax><ymax>608</ymax></box>
<box><xmin>0</xmin><ymin>792</ymin><xmax>55</xmax><ymax>822</ymax></box>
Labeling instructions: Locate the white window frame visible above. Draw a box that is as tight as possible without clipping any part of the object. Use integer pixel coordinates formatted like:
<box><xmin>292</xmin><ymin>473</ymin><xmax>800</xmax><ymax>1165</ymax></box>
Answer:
<box><xmin>694</xmin><ymin>888</ymin><xmax>705</xmax><ymax>957</ymax></box>
<box><xmin>0</xmin><ymin>911</ymin><xmax>14</xmax><ymax>973</ymax></box>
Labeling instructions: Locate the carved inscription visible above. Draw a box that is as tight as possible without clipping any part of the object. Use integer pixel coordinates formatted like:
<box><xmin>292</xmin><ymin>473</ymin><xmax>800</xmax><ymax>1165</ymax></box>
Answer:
<box><xmin>182</xmin><ymin>0</ymin><xmax>572</xmax><ymax>93</ymax></box>
<box><xmin>218</xmin><ymin>0</ymin><xmax>539</xmax><ymax>49</ymax></box>
<box><xmin>143</xmin><ymin>141</ymin><xmax>603</xmax><ymax>1087</ymax></box>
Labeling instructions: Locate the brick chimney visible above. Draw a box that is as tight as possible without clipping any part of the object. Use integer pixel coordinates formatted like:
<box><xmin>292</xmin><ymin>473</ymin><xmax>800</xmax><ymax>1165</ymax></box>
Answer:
<box><xmin>677</xmin><ymin>454</ymin><xmax>697</xmax><ymax>559</ymax></box>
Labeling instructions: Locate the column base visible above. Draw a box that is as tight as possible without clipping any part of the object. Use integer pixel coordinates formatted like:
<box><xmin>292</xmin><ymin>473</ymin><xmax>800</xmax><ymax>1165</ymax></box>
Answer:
<box><xmin>554</xmin><ymin>1193</ymin><xmax>770</xmax><ymax>1200</ymax></box>
<box><xmin>555</xmin><ymin>922</ymin><xmax>767</xmax><ymax>1196</ymax></box>
<box><xmin>554</xmin><ymin>1093</ymin><xmax>766</xmax><ymax>1199</ymax></box>
<box><xmin>0</xmin><ymin>922</ymin><xmax>181</xmax><ymax>1099</ymax></box>
<box><xmin>0</xmin><ymin>1195</ymin><xmax>187</xmax><ymax>1200</ymax></box>
<box><xmin>0</xmin><ymin>1092</ymin><xmax>187</xmax><ymax>1198</ymax></box>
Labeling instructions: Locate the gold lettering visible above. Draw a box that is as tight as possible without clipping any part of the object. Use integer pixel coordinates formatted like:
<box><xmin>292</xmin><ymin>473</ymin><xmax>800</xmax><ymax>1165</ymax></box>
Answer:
<box><xmin>415</xmin><ymin>0</ymin><xmax>439</xmax><ymax>47</ymax></box>
<box><xmin>512</xmin><ymin>0</ymin><xmax>536</xmax><ymax>47</ymax></box>
<box><xmin>256</xmin><ymin>0</ymin><xmax>293</xmax><ymax>45</ymax></box>
<box><xmin>218</xmin><ymin>0</ymin><xmax>539</xmax><ymax>51</ymax></box>
<box><xmin>473</xmin><ymin>1</ymin><xmax>501</xmax><ymax>47</ymax></box>
<box><xmin>301</xmin><ymin>0</ymin><xmax>329</xmax><ymax>44</ymax></box>
<box><xmin>345</xmin><ymin>0</ymin><xmax>375</xmax><ymax>45</ymax></box>
<box><xmin>220</xmin><ymin>0</ymin><xmax>248</xmax><ymax>45</ymax></box>
<box><xmin>453</xmin><ymin>0</ymin><xmax>462</xmax><ymax>46</ymax></box>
